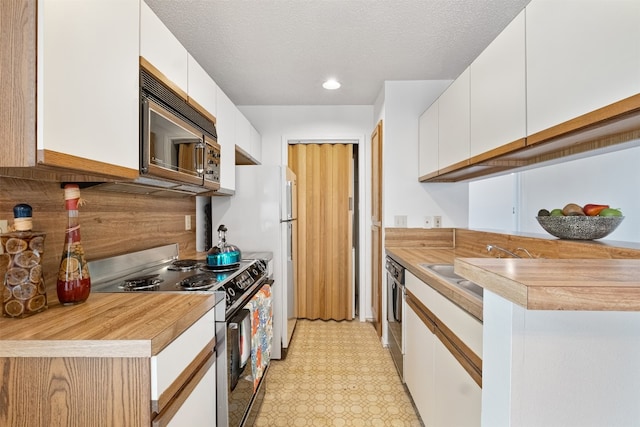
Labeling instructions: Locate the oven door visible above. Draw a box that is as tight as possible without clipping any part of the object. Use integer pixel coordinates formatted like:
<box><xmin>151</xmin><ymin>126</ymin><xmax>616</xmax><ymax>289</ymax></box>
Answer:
<box><xmin>386</xmin><ymin>271</ymin><xmax>404</xmax><ymax>380</ymax></box>
<box><xmin>141</xmin><ymin>97</ymin><xmax>205</xmax><ymax>186</ymax></box>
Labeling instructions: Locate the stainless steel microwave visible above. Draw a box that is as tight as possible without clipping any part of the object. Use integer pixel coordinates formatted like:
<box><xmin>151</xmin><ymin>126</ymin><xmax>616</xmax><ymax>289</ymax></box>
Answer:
<box><xmin>140</xmin><ymin>67</ymin><xmax>220</xmax><ymax>192</ymax></box>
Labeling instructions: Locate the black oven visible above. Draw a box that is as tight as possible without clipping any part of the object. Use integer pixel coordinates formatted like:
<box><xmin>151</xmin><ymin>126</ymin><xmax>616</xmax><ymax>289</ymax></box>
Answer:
<box><xmin>386</xmin><ymin>256</ymin><xmax>405</xmax><ymax>381</ymax></box>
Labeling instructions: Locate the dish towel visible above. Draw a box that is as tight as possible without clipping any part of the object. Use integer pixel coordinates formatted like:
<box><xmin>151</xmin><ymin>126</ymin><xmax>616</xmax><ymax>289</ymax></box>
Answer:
<box><xmin>246</xmin><ymin>284</ymin><xmax>272</xmax><ymax>391</ymax></box>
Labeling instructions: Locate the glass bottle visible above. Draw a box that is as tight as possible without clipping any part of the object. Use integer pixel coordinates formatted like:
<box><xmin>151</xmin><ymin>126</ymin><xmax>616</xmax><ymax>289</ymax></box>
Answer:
<box><xmin>57</xmin><ymin>184</ymin><xmax>91</xmax><ymax>305</ymax></box>
<box><xmin>1</xmin><ymin>204</ymin><xmax>48</xmax><ymax>318</ymax></box>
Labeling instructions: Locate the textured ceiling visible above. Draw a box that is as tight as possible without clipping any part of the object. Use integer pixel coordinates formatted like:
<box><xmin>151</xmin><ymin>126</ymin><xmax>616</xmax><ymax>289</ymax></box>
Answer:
<box><xmin>144</xmin><ymin>0</ymin><xmax>531</xmax><ymax>106</ymax></box>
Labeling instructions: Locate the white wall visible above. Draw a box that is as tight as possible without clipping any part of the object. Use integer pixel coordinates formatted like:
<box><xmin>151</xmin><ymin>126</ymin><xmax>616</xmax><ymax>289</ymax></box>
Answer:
<box><xmin>381</xmin><ymin>81</ymin><xmax>469</xmax><ymax>229</ymax></box>
<box><xmin>469</xmin><ymin>145</ymin><xmax>640</xmax><ymax>242</ymax></box>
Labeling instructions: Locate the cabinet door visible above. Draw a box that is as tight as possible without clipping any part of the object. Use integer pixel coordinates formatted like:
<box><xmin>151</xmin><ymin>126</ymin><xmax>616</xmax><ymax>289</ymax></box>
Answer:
<box><xmin>526</xmin><ymin>0</ymin><xmax>640</xmax><ymax>135</ymax></box>
<box><xmin>40</xmin><ymin>0</ymin><xmax>139</xmax><ymax>172</ymax></box>
<box><xmin>470</xmin><ymin>9</ymin><xmax>526</xmax><ymax>157</ymax></box>
<box><xmin>155</xmin><ymin>357</ymin><xmax>216</xmax><ymax>427</ymax></box>
<box><xmin>419</xmin><ymin>101</ymin><xmax>439</xmax><ymax>177</ymax></box>
<box><xmin>187</xmin><ymin>54</ymin><xmax>218</xmax><ymax>119</ymax></box>
<box><xmin>216</xmin><ymin>88</ymin><xmax>236</xmax><ymax>192</ymax></box>
<box><xmin>250</xmin><ymin>125</ymin><xmax>262</xmax><ymax>164</ymax></box>
<box><xmin>404</xmin><ymin>280</ymin><xmax>436</xmax><ymax>425</ymax></box>
<box><xmin>433</xmin><ymin>341</ymin><xmax>482</xmax><ymax>427</ymax></box>
<box><xmin>438</xmin><ymin>68</ymin><xmax>470</xmax><ymax>170</ymax></box>
<box><xmin>140</xmin><ymin>1</ymin><xmax>188</xmax><ymax>96</ymax></box>
<box><xmin>235</xmin><ymin>110</ymin><xmax>252</xmax><ymax>156</ymax></box>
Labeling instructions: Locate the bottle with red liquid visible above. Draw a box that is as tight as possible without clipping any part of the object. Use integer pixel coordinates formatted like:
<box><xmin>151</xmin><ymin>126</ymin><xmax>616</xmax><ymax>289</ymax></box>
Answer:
<box><xmin>57</xmin><ymin>184</ymin><xmax>91</xmax><ymax>305</ymax></box>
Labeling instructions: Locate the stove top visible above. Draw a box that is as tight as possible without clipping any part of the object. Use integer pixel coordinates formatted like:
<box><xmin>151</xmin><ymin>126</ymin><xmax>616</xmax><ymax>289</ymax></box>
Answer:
<box><xmin>89</xmin><ymin>244</ymin><xmax>270</xmax><ymax>316</ymax></box>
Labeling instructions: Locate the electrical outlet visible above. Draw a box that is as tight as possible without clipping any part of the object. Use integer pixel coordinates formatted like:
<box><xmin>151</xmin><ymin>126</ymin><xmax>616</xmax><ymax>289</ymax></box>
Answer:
<box><xmin>424</xmin><ymin>216</ymin><xmax>433</xmax><ymax>228</ymax></box>
<box><xmin>184</xmin><ymin>215</ymin><xmax>192</xmax><ymax>231</ymax></box>
<box><xmin>433</xmin><ymin>216</ymin><xmax>442</xmax><ymax>228</ymax></box>
<box><xmin>393</xmin><ymin>215</ymin><xmax>407</xmax><ymax>228</ymax></box>
<box><xmin>0</xmin><ymin>220</ymin><xmax>8</xmax><ymax>233</ymax></box>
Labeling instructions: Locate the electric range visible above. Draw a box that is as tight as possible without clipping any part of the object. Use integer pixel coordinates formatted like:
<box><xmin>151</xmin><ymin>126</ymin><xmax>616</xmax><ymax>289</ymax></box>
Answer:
<box><xmin>89</xmin><ymin>243</ymin><xmax>269</xmax><ymax>318</ymax></box>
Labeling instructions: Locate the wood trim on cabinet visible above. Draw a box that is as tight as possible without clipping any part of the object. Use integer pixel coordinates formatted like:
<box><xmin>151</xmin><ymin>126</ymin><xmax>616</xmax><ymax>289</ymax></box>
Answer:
<box><xmin>151</xmin><ymin>338</ymin><xmax>216</xmax><ymax>416</ymax></box>
<box><xmin>420</xmin><ymin>93</ymin><xmax>640</xmax><ymax>183</ymax></box>
<box><xmin>140</xmin><ymin>56</ymin><xmax>189</xmax><ymax>102</ymax></box>
<box><xmin>152</xmin><ymin>350</ymin><xmax>216</xmax><ymax>427</ymax></box>
<box><xmin>406</xmin><ymin>290</ymin><xmax>482</xmax><ymax>388</ymax></box>
<box><xmin>37</xmin><ymin>149</ymin><xmax>140</xmax><ymax>180</ymax></box>
<box><xmin>0</xmin><ymin>0</ymin><xmax>37</xmax><ymax>168</ymax></box>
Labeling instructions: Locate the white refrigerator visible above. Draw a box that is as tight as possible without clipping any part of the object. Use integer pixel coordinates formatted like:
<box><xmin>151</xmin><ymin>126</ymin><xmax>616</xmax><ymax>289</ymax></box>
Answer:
<box><xmin>211</xmin><ymin>165</ymin><xmax>297</xmax><ymax>359</ymax></box>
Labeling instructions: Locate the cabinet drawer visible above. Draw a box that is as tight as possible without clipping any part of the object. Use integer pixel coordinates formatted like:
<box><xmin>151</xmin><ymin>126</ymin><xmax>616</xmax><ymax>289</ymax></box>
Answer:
<box><xmin>406</xmin><ymin>271</ymin><xmax>482</xmax><ymax>357</ymax></box>
<box><xmin>151</xmin><ymin>309</ymin><xmax>216</xmax><ymax>412</ymax></box>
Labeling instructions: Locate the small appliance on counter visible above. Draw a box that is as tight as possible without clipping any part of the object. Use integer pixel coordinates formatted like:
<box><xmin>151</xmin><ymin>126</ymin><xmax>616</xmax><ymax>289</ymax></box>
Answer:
<box><xmin>207</xmin><ymin>224</ymin><xmax>242</xmax><ymax>269</ymax></box>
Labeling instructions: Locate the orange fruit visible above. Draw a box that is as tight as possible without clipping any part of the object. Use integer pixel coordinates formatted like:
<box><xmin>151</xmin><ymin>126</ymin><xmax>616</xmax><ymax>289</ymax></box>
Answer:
<box><xmin>27</xmin><ymin>295</ymin><xmax>46</xmax><ymax>312</ymax></box>
<box><xmin>5</xmin><ymin>238</ymin><xmax>27</xmax><ymax>254</ymax></box>
<box><xmin>61</xmin><ymin>257</ymin><xmax>80</xmax><ymax>273</ymax></box>
<box><xmin>28</xmin><ymin>235</ymin><xmax>45</xmax><ymax>253</ymax></box>
<box><xmin>37</xmin><ymin>279</ymin><xmax>46</xmax><ymax>295</ymax></box>
<box><xmin>4</xmin><ymin>300</ymin><xmax>24</xmax><ymax>317</ymax></box>
<box><xmin>14</xmin><ymin>250</ymin><xmax>40</xmax><ymax>268</ymax></box>
<box><xmin>5</xmin><ymin>267</ymin><xmax>29</xmax><ymax>286</ymax></box>
<box><xmin>12</xmin><ymin>283</ymin><xmax>37</xmax><ymax>301</ymax></box>
<box><xmin>29</xmin><ymin>264</ymin><xmax>42</xmax><ymax>283</ymax></box>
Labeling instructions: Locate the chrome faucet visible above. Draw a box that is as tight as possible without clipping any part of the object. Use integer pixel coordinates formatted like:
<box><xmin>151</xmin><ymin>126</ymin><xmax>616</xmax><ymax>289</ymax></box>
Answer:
<box><xmin>513</xmin><ymin>247</ymin><xmax>534</xmax><ymax>258</ymax></box>
<box><xmin>486</xmin><ymin>244</ymin><xmax>521</xmax><ymax>258</ymax></box>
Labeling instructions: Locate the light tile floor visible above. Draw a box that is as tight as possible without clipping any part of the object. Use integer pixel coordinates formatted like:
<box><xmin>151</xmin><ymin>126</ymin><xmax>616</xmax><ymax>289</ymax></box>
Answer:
<box><xmin>255</xmin><ymin>319</ymin><xmax>423</xmax><ymax>427</ymax></box>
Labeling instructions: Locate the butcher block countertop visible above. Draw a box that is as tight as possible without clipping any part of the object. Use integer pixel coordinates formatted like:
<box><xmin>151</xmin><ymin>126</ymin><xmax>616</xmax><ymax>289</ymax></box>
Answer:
<box><xmin>456</xmin><ymin>258</ymin><xmax>640</xmax><ymax>311</ymax></box>
<box><xmin>385</xmin><ymin>247</ymin><xmax>485</xmax><ymax>320</ymax></box>
<box><xmin>0</xmin><ymin>292</ymin><xmax>219</xmax><ymax>358</ymax></box>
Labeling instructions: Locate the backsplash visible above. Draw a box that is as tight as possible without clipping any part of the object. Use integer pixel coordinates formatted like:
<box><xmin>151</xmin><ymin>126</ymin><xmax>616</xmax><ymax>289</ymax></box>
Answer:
<box><xmin>0</xmin><ymin>177</ymin><xmax>197</xmax><ymax>295</ymax></box>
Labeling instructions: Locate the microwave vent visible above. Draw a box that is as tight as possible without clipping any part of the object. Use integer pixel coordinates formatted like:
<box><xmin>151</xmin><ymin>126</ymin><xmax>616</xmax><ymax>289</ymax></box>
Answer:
<box><xmin>140</xmin><ymin>68</ymin><xmax>217</xmax><ymax>140</ymax></box>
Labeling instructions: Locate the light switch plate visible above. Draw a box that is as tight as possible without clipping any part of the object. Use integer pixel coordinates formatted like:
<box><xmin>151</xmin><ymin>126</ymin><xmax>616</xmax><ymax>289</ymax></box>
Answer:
<box><xmin>184</xmin><ymin>215</ymin><xmax>192</xmax><ymax>231</ymax></box>
<box><xmin>424</xmin><ymin>216</ymin><xmax>433</xmax><ymax>228</ymax></box>
<box><xmin>394</xmin><ymin>215</ymin><xmax>407</xmax><ymax>228</ymax></box>
<box><xmin>434</xmin><ymin>216</ymin><xmax>442</xmax><ymax>228</ymax></box>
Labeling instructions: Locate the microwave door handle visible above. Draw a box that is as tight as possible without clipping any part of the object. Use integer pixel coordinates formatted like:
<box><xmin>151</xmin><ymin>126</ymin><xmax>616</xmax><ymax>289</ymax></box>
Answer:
<box><xmin>140</xmin><ymin>98</ymin><xmax>150</xmax><ymax>173</ymax></box>
<box><xmin>195</xmin><ymin>140</ymin><xmax>205</xmax><ymax>176</ymax></box>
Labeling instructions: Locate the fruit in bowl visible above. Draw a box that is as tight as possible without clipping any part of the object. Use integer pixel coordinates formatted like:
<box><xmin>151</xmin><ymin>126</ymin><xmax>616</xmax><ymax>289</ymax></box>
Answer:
<box><xmin>536</xmin><ymin>203</ymin><xmax>624</xmax><ymax>240</ymax></box>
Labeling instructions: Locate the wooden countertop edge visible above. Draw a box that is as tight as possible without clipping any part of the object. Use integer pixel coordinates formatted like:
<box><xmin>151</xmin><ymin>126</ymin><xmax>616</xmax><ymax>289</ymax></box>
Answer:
<box><xmin>455</xmin><ymin>258</ymin><xmax>528</xmax><ymax>307</ymax></box>
<box><xmin>385</xmin><ymin>248</ymin><xmax>484</xmax><ymax>321</ymax></box>
<box><xmin>0</xmin><ymin>293</ymin><xmax>220</xmax><ymax>357</ymax></box>
<box><xmin>0</xmin><ymin>340</ymin><xmax>151</xmax><ymax>358</ymax></box>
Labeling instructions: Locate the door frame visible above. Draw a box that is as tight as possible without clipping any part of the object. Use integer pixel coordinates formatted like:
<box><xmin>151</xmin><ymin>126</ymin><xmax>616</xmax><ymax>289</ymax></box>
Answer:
<box><xmin>282</xmin><ymin>135</ymin><xmax>367</xmax><ymax>321</ymax></box>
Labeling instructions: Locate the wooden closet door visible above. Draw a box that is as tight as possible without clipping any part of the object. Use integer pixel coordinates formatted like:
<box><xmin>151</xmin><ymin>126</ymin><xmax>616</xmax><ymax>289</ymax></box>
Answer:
<box><xmin>288</xmin><ymin>143</ymin><xmax>353</xmax><ymax>321</ymax></box>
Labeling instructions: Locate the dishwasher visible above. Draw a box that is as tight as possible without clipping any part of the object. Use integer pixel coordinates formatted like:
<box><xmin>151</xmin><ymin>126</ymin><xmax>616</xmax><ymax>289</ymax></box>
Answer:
<box><xmin>386</xmin><ymin>256</ymin><xmax>405</xmax><ymax>381</ymax></box>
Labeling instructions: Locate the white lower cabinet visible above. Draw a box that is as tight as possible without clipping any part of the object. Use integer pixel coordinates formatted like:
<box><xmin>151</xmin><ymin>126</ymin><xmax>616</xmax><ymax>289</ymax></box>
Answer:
<box><xmin>404</xmin><ymin>271</ymin><xmax>481</xmax><ymax>427</ymax></box>
<box><xmin>151</xmin><ymin>308</ymin><xmax>217</xmax><ymax>426</ymax></box>
<box><xmin>404</xmin><ymin>303</ymin><xmax>436</xmax><ymax>425</ymax></box>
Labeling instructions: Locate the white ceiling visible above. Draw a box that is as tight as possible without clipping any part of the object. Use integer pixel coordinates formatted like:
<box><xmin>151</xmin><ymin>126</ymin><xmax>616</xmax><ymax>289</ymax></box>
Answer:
<box><xmin>144</xmin><ymin>0</ymin><xmax>531</xmax><ymax>106</ymax></box>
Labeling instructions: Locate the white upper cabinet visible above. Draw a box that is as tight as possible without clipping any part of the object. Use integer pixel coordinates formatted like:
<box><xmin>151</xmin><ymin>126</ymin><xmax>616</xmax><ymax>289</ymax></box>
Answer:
<box><xmin>39</xmin><ymin>0</ymin><xmax>139</xmax><ymax>172</ymax></box>
<box><xmin>216</xmin><ymin>88</ymin><xmax>236</xmax><ymax>192</ymax></box>
<box><xmin>187</xmin><ymin>54</ymin><xmax>218</xmax><ymax>119</ymax></box>
<box><xmin>235</xmin><ymin>110</ymin><xmax>252</xmax><ymax>156</ymax></box>
<box><xmin>250</xmin><ymin>124</ymin><xmax>262</xmax><ymax>164</ymax></box>
<box><xmin>438</xmin><ymin>68</ymin><xmax>470</xmax><ymax>170</ymax></box>
<box><xmin>418</xmin><ymin>100</ymin><xmax>439</xmax><ymax>177</ymax></box>
<box><xmin>526</xmin><ymin>0</ymin><xmax>640</xmax><ymax>136</ymax></box>
<box><xmin>470</xmin><ymin>9</ymin><xmax>526</xmax><ymax>157</ymax></box>
<box><xmin>140</xmin><ymin>1</ymin><xmax>188</xmax><ymax>96</ymax></box>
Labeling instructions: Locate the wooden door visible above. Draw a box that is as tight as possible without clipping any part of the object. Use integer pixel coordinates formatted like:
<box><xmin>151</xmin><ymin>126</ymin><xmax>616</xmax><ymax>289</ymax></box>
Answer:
<box><xmin>371</xmin><ymin>121</ymin><xmax>383</xmax><ymax>337</ymax></box>
<box><xmin>288</xmin><ymin>143</ymin><xmax>353</xmax><ymax>321</ymax></box>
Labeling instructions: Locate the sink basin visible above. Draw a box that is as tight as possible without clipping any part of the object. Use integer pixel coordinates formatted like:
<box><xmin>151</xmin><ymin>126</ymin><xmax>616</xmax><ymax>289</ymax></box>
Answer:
<box><xmin>456</xmin><ymin>280</ymin><xmax>484</xmax><ymax>298</ymax></box>
<box><xmin>419</xmin><ymin>263</ymin><xmax>483</xmax><ymax>300</ymax></box>
<box><xmin>420</xmin><ymin>263</ymin><xmax>462</xmax><ymax>279</ymax></box>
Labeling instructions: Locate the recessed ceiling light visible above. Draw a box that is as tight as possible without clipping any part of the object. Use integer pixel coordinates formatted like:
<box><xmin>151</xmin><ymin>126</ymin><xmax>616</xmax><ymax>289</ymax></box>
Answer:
<box><xmin>322</xmin><ymin>79</ymin><xmax>341</xmax><ymax>90</ymax></box>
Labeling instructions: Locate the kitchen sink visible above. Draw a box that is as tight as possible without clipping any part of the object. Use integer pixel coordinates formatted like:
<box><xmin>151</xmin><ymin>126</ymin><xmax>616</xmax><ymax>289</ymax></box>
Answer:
<box><xmin>419</xmin><ymin>263</ymin><xmax>483</xmax><ymax>299</ymax></box>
